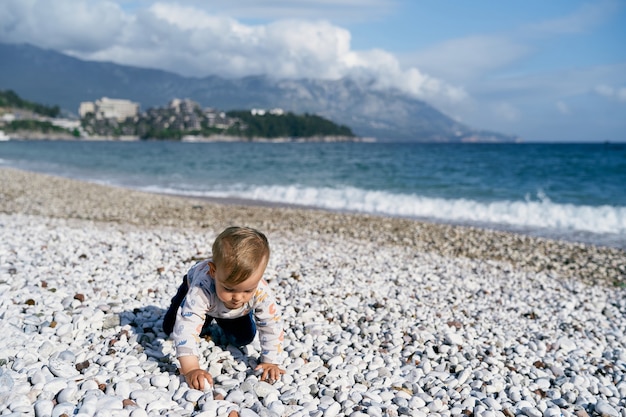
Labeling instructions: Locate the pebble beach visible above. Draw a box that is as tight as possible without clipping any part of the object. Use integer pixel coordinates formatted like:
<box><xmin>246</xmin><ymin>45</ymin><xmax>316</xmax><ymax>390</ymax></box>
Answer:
<box><xmin>0</xmin><ymin>167</ymin><xmax>625</xmax><ymax>417</ymax></box>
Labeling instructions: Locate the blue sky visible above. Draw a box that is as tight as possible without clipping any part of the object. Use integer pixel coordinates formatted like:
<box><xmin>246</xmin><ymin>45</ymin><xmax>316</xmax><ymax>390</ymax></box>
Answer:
<box><xmin>1</xmin><ymin>0</ymin><xmax>625</xmax><ymax>141</ymax></box>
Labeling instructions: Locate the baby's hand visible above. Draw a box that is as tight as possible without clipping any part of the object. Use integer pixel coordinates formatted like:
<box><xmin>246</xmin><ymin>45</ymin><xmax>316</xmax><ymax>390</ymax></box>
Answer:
<box><xmin>255</xmin><ymin>363</ymin><xmax>285</xmax><ymax>384</ymax></box>
<box><xmin>184</xmin><ymin>369</ymin><xmax>213</xmax><ymax>391</ymax></box>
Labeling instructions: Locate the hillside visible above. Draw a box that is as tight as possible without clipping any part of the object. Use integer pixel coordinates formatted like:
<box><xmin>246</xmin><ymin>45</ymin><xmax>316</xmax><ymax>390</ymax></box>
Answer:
<box><xmin>0</xmin><ymin>42</ymin><xmax>519</xmax><ymax>142</ymax></box>
<box><xmin>0</xmin><ymin>89</ymin><xmax>60</xmax><ymax>117</ymax></box>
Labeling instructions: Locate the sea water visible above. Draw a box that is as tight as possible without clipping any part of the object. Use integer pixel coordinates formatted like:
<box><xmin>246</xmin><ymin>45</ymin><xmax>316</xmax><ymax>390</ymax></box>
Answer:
<box><xmin>1</xmin><ymin>140</ymin><xmax>624</xmax><ymax>248</ymax></box>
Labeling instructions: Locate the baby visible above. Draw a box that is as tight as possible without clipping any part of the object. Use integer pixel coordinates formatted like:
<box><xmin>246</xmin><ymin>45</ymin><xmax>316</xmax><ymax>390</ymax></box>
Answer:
<box><xmin>163</xmin><ymin>226</ymin><xmax>284</xmax><ymax>390</ymax></box>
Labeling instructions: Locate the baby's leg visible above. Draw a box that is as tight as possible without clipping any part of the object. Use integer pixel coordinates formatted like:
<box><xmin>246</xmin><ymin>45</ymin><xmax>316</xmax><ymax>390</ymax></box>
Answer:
<box><xmin>200</xmin><ymin>316</ymin><xmax>214</xmax><ymax>337</ymax></box>
<box><xmin>162</xmin><ymin>275</ymin><xmax>189</xmax><ymax>336</ymax></box>
<box><xmin>215</xmin><ymin>313</ymin><xmax>256</xmax><ymax>346</ymax></box>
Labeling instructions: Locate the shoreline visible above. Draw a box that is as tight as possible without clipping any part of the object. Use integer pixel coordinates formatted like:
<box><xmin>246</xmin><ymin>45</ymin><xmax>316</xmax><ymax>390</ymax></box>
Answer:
<box><xmin>160</xmin><ymin>191</ymin><xmax>626</xmax><ymax>251</ymax></box>
<box><xmin>1</xmin><ymin>167</ymin><xmax>624</xmax><ymax>287</ymax></box>
<box><xmin>4</xmin><ymin>133</ymin><xmax>374</xmax><ymax>142</ymax></box>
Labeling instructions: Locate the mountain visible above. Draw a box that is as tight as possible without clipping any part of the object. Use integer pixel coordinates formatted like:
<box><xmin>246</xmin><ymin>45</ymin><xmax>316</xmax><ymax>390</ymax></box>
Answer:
<box><xmin>0</xmin><ymin>43</ymin><xmax>518</xmax><ymax>142</ymax></box>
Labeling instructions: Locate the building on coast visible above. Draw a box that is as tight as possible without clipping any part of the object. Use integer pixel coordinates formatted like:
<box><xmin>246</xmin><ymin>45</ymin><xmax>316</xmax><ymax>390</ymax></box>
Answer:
<box><xmin>168</xmin><ymin>99</ymin><xmax>202</xmax><ymax>131</ymax></box>
<box><xmin>251</xmin><ymin>108</ymin><xmax>284</xmax><ymax>116</ymax></box>
<box><xmin>79</xmin><ymin>97</ymin><xmax>140</xmax><ymax>121</ymax></box>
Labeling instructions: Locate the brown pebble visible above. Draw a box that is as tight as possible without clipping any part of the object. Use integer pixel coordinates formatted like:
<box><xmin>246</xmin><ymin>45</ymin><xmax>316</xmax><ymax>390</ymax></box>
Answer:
<box><xmin>575</xmin><ymin>410</ymin><xmax>590</xmax><ymax>417</ymax></box>
<box><xmin>25</xmin><ymin>299</ymin><xmax>35</xmax><ymax>306</ymax></box>
<box><xmin>122</xmin><ymin>399</ymin><xmax>137</xmax><ymax>407</ymax></box>
<box><xmin>74</xmin><ymin>293</ymin><xmax>85</xmax><ymax>302</ymax></box>
<box><xmin>75</xmin><ymin>360</ymin><xmax>90</xmax><ymax>372</ymax></box>
<box><xmin>41</xmin><ymin>281</ymin><xmax>48</xmax><ymax>288</ymax></box>
<box><xmin>447</xmin><ymin>320</ymin><xmax>463</xmax><ymax>329</ymax></box>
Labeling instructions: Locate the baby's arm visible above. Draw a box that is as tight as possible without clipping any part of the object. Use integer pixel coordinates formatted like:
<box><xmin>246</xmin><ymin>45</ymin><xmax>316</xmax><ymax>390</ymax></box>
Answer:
<box><xmin>253</xmin><ymin>283</ymin><xmax>285</xmax><ymax>381</ymax></box>
<box><xmin>179</xmin><ymin>355</ymin><xmax>213</xmax><ymax>390</ymax></box>
<box><xmin>172</xmin><ymin>284</ymin><xmax>214</xmax><ymax>390</ymax></box>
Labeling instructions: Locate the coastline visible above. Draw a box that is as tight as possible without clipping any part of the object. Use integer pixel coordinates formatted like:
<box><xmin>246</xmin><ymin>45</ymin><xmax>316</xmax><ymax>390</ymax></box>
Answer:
<box><xmin>4</xmin><ymin>132</ymin><xmax>374</xmax><ymax>142</ymax></box>
<box><xmin>1</xmin><ymin>167</ymin><xmax>624</xmax><ymax>287</ymax></box>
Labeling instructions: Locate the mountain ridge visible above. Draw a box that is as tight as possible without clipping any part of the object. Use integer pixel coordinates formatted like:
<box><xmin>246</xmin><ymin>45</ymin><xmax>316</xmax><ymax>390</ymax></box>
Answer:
<box><xmin>0</xmin><ymin>42</ymin><xmax>519</xmax><ymax>142</ymax></box>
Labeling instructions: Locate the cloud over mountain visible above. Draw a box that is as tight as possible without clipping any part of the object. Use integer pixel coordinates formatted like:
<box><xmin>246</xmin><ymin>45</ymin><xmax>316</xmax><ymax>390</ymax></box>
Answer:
<box><xmin>0</xmin><ymin>0</ymin><xmax>465</xmax><ymax>106</ymax></box>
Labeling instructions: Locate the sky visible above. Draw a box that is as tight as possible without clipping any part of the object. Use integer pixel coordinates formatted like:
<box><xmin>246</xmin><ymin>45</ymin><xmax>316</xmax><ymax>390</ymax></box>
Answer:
<box><xmin>1</xmin><ymin>0</ymin><xmax>625</xmax><ymax>142</ymax></box>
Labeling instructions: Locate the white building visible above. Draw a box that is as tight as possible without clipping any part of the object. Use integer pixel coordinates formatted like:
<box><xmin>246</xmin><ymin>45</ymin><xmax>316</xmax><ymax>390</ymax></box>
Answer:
<box><xmin>51</xmin><ymin>119</ymin><xmax>81</xmax><ymax>130</ymax></box>
<box><xmin>1</xmin><ymin>113</ymin><xmax>16</xmax><ymax>122</ymax></box>
<box><xmin>269</xmin><ymin>108</ymin><xmax>284</xmax><ymax>116</ymax></box>
<box><xmin>251</xmin><ymin>108</ymin><xmax>285</xmax><ymax>116</ymax></box>
<box><xmin>78</xmin><ymin>102</ymin><xmax>95</xmax><ymax>118</ymax></box>
<box><xmin>79</xmin><ymin>97</ymin><xmax>139</xmax><ymax>121</ymax></box>
<box><xmin>169</xmin><ymin>98</ymin><xmax>200</xmax><ymax>113</ymax></box>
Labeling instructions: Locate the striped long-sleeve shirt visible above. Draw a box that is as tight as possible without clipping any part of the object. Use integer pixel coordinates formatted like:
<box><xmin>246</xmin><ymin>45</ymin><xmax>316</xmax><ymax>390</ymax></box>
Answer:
<box><xmin>172</xmin><ymin>259</ymin><xmax>284</xmax><ymax>364</ymax></box>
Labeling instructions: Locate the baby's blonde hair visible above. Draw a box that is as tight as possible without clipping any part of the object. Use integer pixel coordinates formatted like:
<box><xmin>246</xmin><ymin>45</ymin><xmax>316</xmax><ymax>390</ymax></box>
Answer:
<box><xmin>212</xmin><ymin>226</ymin><xmax>270</xmax><ymax>284</ymax></box>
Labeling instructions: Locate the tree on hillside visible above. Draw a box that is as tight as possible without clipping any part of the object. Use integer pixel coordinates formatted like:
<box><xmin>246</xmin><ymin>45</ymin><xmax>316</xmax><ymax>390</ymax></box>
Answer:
<box><xmin>225</xmin><ymin>110</ymin><xmax>354</xmax><ymax>138</ymax></box>
<box><xmin>0</xmin><ymin>90</ymin><xmax>60</xmax><ymax>117</ymax></box>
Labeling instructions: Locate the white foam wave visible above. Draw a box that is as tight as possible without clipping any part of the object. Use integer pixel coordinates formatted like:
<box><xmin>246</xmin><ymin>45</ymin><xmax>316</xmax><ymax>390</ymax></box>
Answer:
<box><xmin>143</xmin><ymin>184</ymin><xmax>626</xmax><ymax>236</ymax></box>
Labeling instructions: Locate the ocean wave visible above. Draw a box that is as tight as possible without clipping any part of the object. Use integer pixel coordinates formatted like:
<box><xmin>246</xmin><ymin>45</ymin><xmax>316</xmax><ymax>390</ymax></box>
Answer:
<box><xmin>141</xmin><ymin>184</ymin><xmax>626</xmax><ymax>236</ymax></box>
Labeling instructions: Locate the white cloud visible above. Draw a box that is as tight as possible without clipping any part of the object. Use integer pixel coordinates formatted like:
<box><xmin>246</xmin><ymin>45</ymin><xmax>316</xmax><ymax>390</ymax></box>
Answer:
<box><xmin>556</xmin><ymin>101</ymin><xmax>570</xmax><ymax>115</ymax></box>
<box><xmin>594</xmin><ymin>84</ymin><xmax>615</xmax><ymax>97</ymax></box>
<box><xmin>338</xmin><ymin>48</ymin><xmax>467</xmax><ymax>103</ymax></box>
<box><xmin>402</xmin><ymin>35</ymin><xmax>530</xmax><ymax>83</ymax></box>
<box><xmin>0</xmin><ymin>0</ymin><xmax>128</xmax><ymax>52</ymax></box>
<box><xmin>594</xmin><ymin>84</ymin><xmax>626</xmax><ymax>102</ymax></box>
<box><xmin>154</xmin><ymin>0</ymin><xmax>398</xmax><ymax>22</ymax></box>
<box><xmin>0</xmin><ymin>0</ymin><xmax>464</xmax><ymax>104</ymax></box>
<box><xmin>402</xmin><ymin>1</ymin><xmax>622</xmax><ymax>88</ymax></box>
<box><xmin>522</xmin><ymin>0</ymin><xmax>620</xmax><ymax>35</ymax></box>
<box><xmin>492</xmin><ymin>102</ymin><xmax>520</xmax><ymax>122</ymax></box>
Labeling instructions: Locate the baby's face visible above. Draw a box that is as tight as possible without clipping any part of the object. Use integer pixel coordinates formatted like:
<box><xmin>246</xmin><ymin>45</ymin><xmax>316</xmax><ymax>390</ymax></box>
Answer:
<box><xmin>210</xmin><ymin>262</ymin><xmax>265</xmax><ymax>309</ymax></box>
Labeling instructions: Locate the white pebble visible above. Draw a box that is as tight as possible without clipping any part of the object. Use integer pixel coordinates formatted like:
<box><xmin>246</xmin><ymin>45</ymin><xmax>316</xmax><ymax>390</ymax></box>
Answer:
<box><xmin>595</xmin><ymin>400</ymin><xmax>619</xmax><ymax>417</ymax></box>
<box><xmin>521</xmin><ymin>406</ymin><xmax>543</xmax><ymax>417</ymax></box>
<box><xmin>185</xmin><ymin>389</ymin><xmax>204</xmax><ymax>402</ymax></box>
<box><xmin>34</xmin><ymin>399</ymin><xmax>54</xmax><ymax>417</ymax></box>
<box><xmin>240</xmin><ymin>409</ymin><xmax>261</xmax><ymax>417</ymax></box>
<box><xmin>323</xmin><ymin>402</ymin><xmax>341</xmax><ymax>417</ymax></box>
<box><xmin>253</xmin><ymin>381</ymin><xmax>279</xmax><ymax>398</ymax></box>
<box><xmin>150</xmin><ymin>374</ymin><xmax>169</xmax><ymax>388</ymax></box>
<box><xmin>56</xmin><ymin>386</ymin><xmax>80</xmax><ymax>404</ymax></box>
<box><xmin>52</xmin><ymin>402</ymin><xmax>76</xmax><ymax>417</ymax></box>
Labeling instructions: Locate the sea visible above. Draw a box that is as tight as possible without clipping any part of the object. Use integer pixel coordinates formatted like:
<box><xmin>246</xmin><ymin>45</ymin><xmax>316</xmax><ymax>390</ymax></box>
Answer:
<box><xmin>1</xmin><ymin>140</ymin><xmax>625</xmax><ymax>249</ymax></box>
